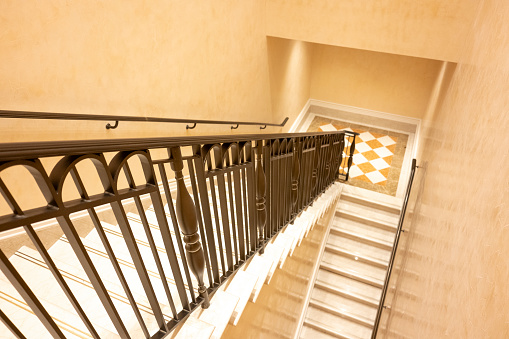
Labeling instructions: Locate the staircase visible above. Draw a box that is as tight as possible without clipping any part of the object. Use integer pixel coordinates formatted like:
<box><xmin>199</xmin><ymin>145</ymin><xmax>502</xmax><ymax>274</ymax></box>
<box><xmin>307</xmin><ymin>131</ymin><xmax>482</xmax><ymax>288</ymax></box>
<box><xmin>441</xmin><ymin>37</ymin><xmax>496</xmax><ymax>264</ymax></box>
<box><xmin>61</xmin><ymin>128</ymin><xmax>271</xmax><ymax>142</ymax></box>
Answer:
<box><xmin>0</xmin><ymin>182</ymin><xmax>342</xmax><ymax>339</ymax></box>
<box><xmin>299</xmin><ymin>185</ymin><xmax>402</xmax><ymax>339</ymax></box>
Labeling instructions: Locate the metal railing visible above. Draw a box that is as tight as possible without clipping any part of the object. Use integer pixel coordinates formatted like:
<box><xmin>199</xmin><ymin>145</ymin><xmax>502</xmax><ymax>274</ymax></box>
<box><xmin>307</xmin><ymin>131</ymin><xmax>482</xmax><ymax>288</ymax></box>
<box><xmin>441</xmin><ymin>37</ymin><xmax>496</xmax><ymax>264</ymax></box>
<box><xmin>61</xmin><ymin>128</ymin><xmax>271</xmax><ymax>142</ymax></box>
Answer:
<box><xmin>0</xmin><ymin>109</ymin><xmax>289</xmax><ymax>130</ymax></box>
<box><xmin>371</xmin><ymin>159</ymin><xmax>418</xmax><ymax>338</ymax></box>
<box><xmin>0</xmin><ymin>130</ymin><xmax>354</xmax><ymax>338</ymax></box>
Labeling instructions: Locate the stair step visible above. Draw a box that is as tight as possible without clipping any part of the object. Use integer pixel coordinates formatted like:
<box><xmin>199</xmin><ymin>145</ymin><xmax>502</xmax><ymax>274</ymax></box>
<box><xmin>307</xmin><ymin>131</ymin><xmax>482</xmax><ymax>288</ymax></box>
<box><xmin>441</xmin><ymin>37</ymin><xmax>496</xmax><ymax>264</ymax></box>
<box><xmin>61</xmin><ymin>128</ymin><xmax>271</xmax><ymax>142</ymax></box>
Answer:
<box><xmin>320</xmin><ymin>262</ymin><xmax>384</xmax><ymax>289</ymax></box>
<box><xmin>324</xmin><ymin>244</ymin><xmax>388</xmax><ymax>269</ymax></box>
<box><xmin>261</xmin><ymin>244</ymin><xmax>284</xmax><ymax>284</ymax></box>
<box><xmin>336</xmin><ymin>209</ymin><xmax>397</xmax><ymax>232</ymax></box>
<box><xmin>316</xmin><ymin>270</ymin><xmax>381</xmax><ymax>306</ymax></box>
<box><xmin>326</xmin><ymin>232</ymin><xmax>391</xmax><ymax>264</ymax></box>
<box><xmin>301</xmin><ymin>324</ymin><xmax>340</xmax><ymax>339</ymax></box>
<box><xmin>308</xmin><ymin>299</ymin><xmax>374</xmax><ymax>328</ymax></box>
<box><xmin>50</xmin><ymin>236</ymin><xmax>184</xmax><ymax>314</ymax></box>
<box><xmin>0</xmin><ymin>285</ymin><xmax>103</xmax><ymax>339</ymax></box>
<box><xmin>198</xmin><ymin>290</ymin><xmax>239</xmax><ymax>339</ymax></box>
<box><xmin>303</xmin><ymin>311</ymin><xmax>368</xmax><ymax>339</ymax></box>
<box><xmin>173</xmin><ymin>317</ymin><xmax>214</xmax><ymax>339</ymax></box>
<box><xmin>9</xmin><ymin>246</ymin><xmax>134</xmax><ymax>337</ymax></box>
<box><xmin>332</xmin><ymin>216</ymin><xmax>396</xmax><ymax>246</ymax></box>
<box><xmin>225</xmin><ymin>270</ymin><xmax>258</xmax><ymax>325</ymax></box>
<box><xmin>340</xmin><ymin>191</ymin><xmax>401</xmax><ymax>215</ymax></box>
<box><xmin>314</xmin><ymin>280</ymin><xmax>379</xmax><ymax>307</ymax></box>
<box><xmin>329</xmin><ymin>227</ymin><xmax>393</xmax><ymax>250</ymax></box>
<box><xmin>244</xmin><ymin>254</ymin><xmax>273</xmax><ymax>302</ymax></box>
<box><xmin>321</xmin><ymin>252</ymin><xmax>387</xmax><ymax>283</ymax></box>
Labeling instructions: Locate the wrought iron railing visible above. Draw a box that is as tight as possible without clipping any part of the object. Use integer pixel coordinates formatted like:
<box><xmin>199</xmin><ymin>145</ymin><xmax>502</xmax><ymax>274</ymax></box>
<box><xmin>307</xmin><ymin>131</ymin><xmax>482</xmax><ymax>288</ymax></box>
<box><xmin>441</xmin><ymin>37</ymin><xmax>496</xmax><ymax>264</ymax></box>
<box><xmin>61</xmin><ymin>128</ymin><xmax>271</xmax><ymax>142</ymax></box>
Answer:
<box><xmin>0</xmin><ymin>131</ymin><xmax>354</xmax><ymax>338</ymax></box>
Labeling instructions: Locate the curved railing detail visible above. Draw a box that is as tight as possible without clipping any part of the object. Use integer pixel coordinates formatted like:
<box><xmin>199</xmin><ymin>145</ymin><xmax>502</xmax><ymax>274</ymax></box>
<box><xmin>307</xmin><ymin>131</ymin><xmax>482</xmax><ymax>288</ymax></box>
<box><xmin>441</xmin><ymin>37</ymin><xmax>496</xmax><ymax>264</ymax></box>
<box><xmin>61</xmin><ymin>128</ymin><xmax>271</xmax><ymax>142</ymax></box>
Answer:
<box><xmin>0</xmin><ymin>130</ymin><xmax>353</xmax><ymax>338</ymax></box>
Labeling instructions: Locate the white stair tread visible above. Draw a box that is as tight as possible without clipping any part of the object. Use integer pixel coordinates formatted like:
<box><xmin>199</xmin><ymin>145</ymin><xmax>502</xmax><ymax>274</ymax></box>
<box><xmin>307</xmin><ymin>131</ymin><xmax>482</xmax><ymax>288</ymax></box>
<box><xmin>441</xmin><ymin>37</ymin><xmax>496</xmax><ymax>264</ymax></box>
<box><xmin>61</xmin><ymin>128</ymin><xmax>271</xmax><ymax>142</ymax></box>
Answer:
<box><xmin>316</xmin><ymin>269</ymin><xmax>382</xmax><ymax>304</ymax></box>
<box><xmin>273</xmin><ymin>233</ymin><xmax>294</xmax><ymax>268</ymax></box>
<box><xmin>226</xmin><ymin>270</ymin><xmax>258</xmax><ymax>325</ymax></box>
<box><xmin>310</xmin><ymin>289</ymin><xmax>377</xmax><ymax>325</ymax></box>
<box><xmin>7</xmin><ymin>246</ymin><xmax>126</xmax><ymax>337</ymax></box>
<box><xmin>332</xmin><ymin>217</ymin><xmax>396</xmax><ymax>245</ymax></box>
<box><xmin>301</xmin><ymin>323</ymin><xmax>341</xmax><ymax>339</ymax></box>
<box><xmin>329</xmin><ymin>226</ymin><xmax>393</xmax><ymax>250</ymax></box>
<box><xmin>337</xmin><ymin>199</ymin><xmax>399</xmax><ymax>226</ymax></box>
<box><xmin>336</xmin><ymin>208</ymin><xmax>397</xmax><ymax>232</ymax></box>
<box><xmin>304</xmin><ymin>310</ymin><xmax>368</xmax><ymax>339</ymax></box>
<box><xmin>320</xmin><ymin>262</ymin><xmax>384</xmax><ymax>289</ymax></box>
<box><xmin>48</xmin><ymin>236</ymin><xmax>183</xmax><ymax>316</ymax></box>
<box><xmin>244</xmin><ymin>254</ymin><xmax>273</xmax><ymax>302</ymax></box>
<box><xmin>321</xmin><ymin>252</ymin><xmax>387</xmax><ymax>283</ymax></box>
<box><xmin>341</xmin><ymin>184</ymin><xmax>402</xmax><ymax>209</ymax></box>
<box><xmin>340</xmin><ymin>191</ymin><xmax>401</xmax><ymax>215</ymax></box>
<box><xmin>173</xmin><ymin>317</ymin><xmax>214</xmax><ymax>339</ymax></box>
<box><xmin>327</xmin><ymin>232</ymin><xmax>391</xmax><ymax>263</ymax></box>
<box><xmin>198</xmin><ymin>290</ymin><xmax>239</xmax><ymax>339</ymax></box>
<box><xmin>261</xmin><ymin>244</ymin><xmax>284</xmax><ymax>284</ymax></box>
<box><xmin>313</xmin><ymin>279</ymin><xmax>379</xmax><ymax>308</ymax></box>
<box><xmin>0</xmin><ymin>286</ymin><xmax>96</xmax><ymax>339</ymax></box>
<box><xmin>325</xmin><ymin>244</ymin><xmax>388</xmax><ymax>269</ymax></box>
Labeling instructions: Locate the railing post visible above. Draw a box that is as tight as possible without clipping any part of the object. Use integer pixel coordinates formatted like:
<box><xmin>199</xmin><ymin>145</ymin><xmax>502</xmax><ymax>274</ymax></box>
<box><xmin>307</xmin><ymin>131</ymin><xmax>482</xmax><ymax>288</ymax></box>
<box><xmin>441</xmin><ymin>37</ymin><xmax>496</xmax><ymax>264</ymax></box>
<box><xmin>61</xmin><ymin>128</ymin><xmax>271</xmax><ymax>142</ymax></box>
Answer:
<box><xmin>345</xmin><ymin>134</ymin><xmax>357</xmax><ymax>181</ymax></box>
<box><xmin>255</xmin><ymin>140</ymin><xmax>267</xmax><ymax>253</ymax></box>
<box><xmin>311</xmin><ymin>137</ymin><xmax>321</xmax><ymax>199</ymax></box>
<box><xmin>291</xmin><ymin>138</ymin><xmax>300</xmax><ymax>218</ymax></box>
<box><xmin>170</xmin><ymin>146</ymin><xmax>210</xmax><ymax>308</ymax></box>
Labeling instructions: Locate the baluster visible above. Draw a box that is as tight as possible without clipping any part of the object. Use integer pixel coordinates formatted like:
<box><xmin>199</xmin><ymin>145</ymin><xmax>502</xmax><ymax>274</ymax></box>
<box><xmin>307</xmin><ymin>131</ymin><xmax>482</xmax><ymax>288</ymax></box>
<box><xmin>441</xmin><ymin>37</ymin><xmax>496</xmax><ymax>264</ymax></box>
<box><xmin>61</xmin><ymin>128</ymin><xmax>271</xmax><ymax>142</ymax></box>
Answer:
<box><xmin>255</xmin><ymin>140</ymin><xmax>267</xmax><ymax>253</ymax></box>
<box><xmin>170</xmin><ymin>147</ymin><xmax>210</xmax><ymax>308</ymax></box>
<box><xmin>311</xmin><ymin>137</ymin><xmax>321</xmax><ymax>199</ymax></box>
<box><xmin>291</xmin><ymin>138</ymin><xmax>300</xmax><ymax>218</ymax></box>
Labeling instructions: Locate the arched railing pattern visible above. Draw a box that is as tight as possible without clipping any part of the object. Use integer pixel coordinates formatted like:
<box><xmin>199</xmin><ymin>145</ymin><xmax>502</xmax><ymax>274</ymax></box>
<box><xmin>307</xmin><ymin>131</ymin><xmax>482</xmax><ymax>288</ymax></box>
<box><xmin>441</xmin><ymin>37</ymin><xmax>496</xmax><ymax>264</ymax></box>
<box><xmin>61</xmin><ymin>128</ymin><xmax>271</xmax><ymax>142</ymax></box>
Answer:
<box><xmin>0</xmin><ymin>131</ymin><xmax>353</xmax><ymax>338</ymax></box>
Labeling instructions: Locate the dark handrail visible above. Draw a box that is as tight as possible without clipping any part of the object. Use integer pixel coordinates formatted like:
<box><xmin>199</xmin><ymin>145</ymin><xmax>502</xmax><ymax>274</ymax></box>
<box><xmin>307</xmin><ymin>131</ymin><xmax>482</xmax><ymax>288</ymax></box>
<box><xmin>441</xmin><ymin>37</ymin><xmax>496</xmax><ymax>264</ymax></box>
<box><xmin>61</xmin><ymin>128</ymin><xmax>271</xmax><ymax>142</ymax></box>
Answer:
<box><xmin>371</xmin><ymin>158</ymin><xmax>418</xmax><ymax>338</ymax></box>
<box><xmin>0</xmin><ymin>110</ymin><xmax>289</xmax><ymax>130</ymax></box>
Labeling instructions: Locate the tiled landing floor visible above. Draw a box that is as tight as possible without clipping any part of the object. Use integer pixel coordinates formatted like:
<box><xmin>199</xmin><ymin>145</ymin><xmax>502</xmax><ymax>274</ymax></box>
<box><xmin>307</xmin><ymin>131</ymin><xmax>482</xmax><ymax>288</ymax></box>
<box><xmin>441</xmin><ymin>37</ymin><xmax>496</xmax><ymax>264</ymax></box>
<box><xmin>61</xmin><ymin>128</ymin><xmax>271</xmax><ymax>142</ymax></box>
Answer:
<box><xmin>306</xmin><ymin>116</ymin><xmax>408</xmax><ymax>197</ymax></box>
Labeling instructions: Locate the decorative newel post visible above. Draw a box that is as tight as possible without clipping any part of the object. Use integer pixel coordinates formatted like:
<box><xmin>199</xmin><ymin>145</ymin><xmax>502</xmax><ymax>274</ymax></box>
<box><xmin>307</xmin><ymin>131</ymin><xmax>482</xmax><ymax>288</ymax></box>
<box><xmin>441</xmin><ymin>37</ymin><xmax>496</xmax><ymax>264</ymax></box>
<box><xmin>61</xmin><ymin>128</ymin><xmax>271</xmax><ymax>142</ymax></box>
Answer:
<box><xmin>346</xmin><ymin>135</ymin><xmax>356</xmax><ymax>181</ymax></box>
<box><xmin>255</xmin><ymin>141</ymin><xmax>267</xmax><ymax>253</ymax></box>
<box><xmin>170</xmin><ymin>147</ymin><xmax>210</xmax><ymax>308</ymax></box>
<box><xmin>291</xmin><ymin>139</ymin><xmax>300</xmax><ymax>217</ymax></box>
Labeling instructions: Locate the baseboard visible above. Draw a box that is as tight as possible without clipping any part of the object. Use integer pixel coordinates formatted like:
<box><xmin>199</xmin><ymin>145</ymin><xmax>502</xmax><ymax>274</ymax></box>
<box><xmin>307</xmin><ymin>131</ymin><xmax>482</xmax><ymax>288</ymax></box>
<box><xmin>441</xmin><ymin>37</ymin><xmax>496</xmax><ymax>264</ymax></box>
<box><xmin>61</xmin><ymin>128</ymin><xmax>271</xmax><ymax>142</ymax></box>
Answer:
<box><xmin>288</xmin><ymin>99</ymin><xmax>312</xmax><ymax>133</ymax></box>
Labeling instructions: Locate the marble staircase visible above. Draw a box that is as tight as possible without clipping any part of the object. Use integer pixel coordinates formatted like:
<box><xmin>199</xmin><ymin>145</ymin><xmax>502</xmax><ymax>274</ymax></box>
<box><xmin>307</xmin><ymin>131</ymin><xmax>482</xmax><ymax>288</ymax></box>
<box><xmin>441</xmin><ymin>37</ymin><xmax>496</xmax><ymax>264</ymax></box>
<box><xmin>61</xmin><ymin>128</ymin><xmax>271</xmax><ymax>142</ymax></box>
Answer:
<box><xmin>299</xmin><ymin>185</ymin><xmax>402</xmax><ymax>339</ymax></box>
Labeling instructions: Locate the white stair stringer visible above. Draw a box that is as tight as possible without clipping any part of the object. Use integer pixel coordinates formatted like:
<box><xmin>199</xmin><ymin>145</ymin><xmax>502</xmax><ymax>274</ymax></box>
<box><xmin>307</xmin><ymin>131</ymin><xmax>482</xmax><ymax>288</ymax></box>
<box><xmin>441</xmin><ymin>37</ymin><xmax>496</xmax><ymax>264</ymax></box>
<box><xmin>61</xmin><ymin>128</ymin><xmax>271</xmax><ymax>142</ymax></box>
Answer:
<box><xmin>172</xmin><ymin>182</ymin><xmax>343</xmax><ymax>338</ymax></box>
<box><xmin>299</xmin><ymin>185</ymin><xmax>402</xmax><ymax>339</ymax></box>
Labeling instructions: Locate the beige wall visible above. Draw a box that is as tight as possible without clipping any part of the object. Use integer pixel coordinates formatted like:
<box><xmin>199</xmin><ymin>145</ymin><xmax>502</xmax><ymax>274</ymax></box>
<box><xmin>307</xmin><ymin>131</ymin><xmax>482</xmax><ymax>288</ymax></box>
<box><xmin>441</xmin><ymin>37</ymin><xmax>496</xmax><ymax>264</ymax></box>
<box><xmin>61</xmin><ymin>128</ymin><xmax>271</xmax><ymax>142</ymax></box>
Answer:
<box><xmin>266</xmin><ymin>0</ymin><xmax>477</xmax><ymax>62</ymax></box>
<box><xmin>0</xmin><ymin>1</ymin><xmax>278</xmax><ymax>142</ymax></box>
<box><xmin>267</xmin><ymin>37</ymin><xmax>313</xmax><ymax>131</ymax></box>
<box><xmin>380</xmin><ymin>0</ymin><xmax>509</xmax><ymax>337</ymax></box>
<box><xmin>310</xmin><ymin>44</ymin><xmax>443</xmax><ymax>119</ymax></box>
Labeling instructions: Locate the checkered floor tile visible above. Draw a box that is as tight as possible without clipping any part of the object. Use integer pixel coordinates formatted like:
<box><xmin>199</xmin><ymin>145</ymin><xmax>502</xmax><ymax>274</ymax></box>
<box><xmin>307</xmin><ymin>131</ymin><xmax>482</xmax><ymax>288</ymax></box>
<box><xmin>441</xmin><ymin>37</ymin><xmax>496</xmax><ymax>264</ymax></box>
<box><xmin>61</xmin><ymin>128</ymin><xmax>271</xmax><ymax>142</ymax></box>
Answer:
<box><xmin>318</xmin><ymin>123</ymin><xmax>398</xmax><ymax>186</ymax></box>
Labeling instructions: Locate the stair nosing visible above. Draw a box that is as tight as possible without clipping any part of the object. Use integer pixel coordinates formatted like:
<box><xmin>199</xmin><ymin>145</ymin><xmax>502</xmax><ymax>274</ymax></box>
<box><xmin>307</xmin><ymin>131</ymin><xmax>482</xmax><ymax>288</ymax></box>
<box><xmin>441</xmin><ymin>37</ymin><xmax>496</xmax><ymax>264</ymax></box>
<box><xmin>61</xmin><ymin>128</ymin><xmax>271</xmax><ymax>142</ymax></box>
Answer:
<box><xmin>303</xmin><ymin>318</ymin><xmax>361</xmax><ymax>339</ymax></box>
<box><xmin>319</xmin><ymin>262</ymin><xmax>384</xmax><ymax>289</ymax></box>
<box><xmin>308</xmin><ymin>299</ymin><xmax>374</xmax><ymax>328</ymax></box>
<box><xmin>324</xmin><ymin>243</ymin><xmax>389</xmax><ymax>269</ymax></box>
<box><xmin>329</xmin><ymin>226</ymin><xmax>393</xmax><ymax>250</ymax></box>
<box><xmin>314</xmin><ymin>280</ymin><xmax>379</xmax><ymax>307</ymax></box>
